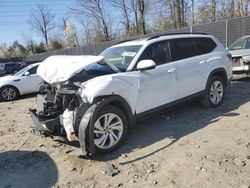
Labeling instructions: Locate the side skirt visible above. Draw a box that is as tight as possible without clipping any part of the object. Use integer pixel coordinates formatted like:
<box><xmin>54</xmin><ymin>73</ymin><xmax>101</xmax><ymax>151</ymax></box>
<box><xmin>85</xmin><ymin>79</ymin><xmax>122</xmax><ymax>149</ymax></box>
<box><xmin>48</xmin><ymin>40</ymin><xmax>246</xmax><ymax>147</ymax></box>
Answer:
<box><xmin>135</xmin><ymin>90</ymin><xmax>206</xmax><ymax>121</ymax></box>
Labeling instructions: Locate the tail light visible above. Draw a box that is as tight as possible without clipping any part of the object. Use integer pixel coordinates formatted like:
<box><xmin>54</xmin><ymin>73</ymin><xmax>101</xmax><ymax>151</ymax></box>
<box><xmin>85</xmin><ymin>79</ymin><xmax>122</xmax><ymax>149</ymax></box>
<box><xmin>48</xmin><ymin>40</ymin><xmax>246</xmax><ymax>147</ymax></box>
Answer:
<box><xmin>227</xmin><ymin>53</ymin><xmax>232</xmax><ymax>61</ymax></box>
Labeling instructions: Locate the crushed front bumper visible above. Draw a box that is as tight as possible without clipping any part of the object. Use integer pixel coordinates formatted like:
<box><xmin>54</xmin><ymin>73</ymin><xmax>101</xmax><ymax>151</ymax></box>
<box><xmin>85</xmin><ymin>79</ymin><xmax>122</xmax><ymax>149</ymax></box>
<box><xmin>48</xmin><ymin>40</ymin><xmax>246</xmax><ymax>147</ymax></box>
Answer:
<box><xmin>29</xmin><ymin>109</ymin><xmax>63</xmax><ymax>136</ymax></box>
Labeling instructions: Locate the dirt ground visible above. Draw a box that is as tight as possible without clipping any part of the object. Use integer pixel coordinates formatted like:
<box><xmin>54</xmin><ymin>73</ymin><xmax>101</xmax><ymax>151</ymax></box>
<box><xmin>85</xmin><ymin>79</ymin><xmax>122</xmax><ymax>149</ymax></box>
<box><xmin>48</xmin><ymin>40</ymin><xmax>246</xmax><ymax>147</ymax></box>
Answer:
<box><xmin>0</xmin><ymin>77</ymin><xmax>250</xmax><ymax>188</ymax></box>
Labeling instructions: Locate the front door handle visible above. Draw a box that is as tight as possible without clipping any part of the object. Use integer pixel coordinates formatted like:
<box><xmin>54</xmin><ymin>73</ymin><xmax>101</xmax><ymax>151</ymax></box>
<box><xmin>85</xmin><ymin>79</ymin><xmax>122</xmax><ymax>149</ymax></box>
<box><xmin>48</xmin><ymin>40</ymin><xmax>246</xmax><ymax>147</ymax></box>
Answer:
<box><xmin>168</xmin><ymin>68</ymin><xmax>176</xmax><ymax>73</ymax></box>
<box><xmin>199</xmin><ymin>60</ymin><xmax>207</xmax><ymax>64</ymax></box>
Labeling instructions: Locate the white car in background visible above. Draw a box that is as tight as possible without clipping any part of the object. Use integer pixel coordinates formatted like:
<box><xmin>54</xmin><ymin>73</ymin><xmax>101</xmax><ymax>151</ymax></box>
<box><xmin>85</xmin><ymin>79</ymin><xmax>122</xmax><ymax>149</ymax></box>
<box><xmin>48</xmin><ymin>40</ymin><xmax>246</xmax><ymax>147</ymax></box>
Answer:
<box><xmin>0</xmin><ymin>63</ymin><xmax>42</xmax><ymax>101</ymax></box>
<box><xmin>228</xmin><ymin>36</ymin><xmax>250</xmax><ymax>74</ymax></box>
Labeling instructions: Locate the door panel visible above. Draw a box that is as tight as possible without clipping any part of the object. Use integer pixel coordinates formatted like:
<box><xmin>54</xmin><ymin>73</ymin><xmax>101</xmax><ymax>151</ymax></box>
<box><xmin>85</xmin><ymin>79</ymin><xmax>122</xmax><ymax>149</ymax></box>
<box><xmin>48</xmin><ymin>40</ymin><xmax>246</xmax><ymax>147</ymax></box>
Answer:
<box><xmin>135</xmin><ymin>63</ymin><xmax>178</xmax><ymax>113</ymax></box>
<box><xmin>134</xmin><ymin>40</ymin><xmax>178</xmax><ymax>113</ymax></box>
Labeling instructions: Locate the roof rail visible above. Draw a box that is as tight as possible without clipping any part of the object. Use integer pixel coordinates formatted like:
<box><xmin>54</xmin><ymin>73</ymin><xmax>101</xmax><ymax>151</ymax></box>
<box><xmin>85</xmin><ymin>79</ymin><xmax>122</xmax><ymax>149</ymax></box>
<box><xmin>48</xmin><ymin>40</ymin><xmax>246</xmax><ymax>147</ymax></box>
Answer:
<box><xmin>147</xmin><ymin>32</ymin><xmax>208</xmax><ymax>41</ymax></box>
<box><xmin>115</xmin><ymin>38</ymin><xmax>139</xmax><ymax>45</ymax></box>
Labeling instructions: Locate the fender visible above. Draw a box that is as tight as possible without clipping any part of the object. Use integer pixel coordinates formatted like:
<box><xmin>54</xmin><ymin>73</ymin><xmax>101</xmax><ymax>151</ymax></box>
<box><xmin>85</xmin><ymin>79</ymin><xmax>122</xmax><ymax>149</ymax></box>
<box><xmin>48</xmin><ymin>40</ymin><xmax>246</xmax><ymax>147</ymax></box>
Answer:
<box><xmin>206</xmin><ymin>68</ymin><xmax>228</xmax><ymax>89</ymax></box>
<box><xmin>78</xmin><ymin>103</ymin><xmax>98</xmax><ymax>156</ymax></box>
<box><xmin>76</xmin><ymin>95</ymin><xmax>134</xmax><ymax>155</ymax></box>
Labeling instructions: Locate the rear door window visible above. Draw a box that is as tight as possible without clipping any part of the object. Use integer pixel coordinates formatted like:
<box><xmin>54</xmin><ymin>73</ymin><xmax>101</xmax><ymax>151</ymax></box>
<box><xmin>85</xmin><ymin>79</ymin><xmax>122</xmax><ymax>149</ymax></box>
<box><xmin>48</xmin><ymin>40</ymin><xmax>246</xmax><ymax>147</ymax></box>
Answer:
<box><xmin>171</xmin><ymin>38</ymin><xmax>197</xmax><ymax>61</ymax></box>
<box><xmin>171</xmin><ymin>37</ymin><xmax>217</xmax><ymax>61</ymax></box>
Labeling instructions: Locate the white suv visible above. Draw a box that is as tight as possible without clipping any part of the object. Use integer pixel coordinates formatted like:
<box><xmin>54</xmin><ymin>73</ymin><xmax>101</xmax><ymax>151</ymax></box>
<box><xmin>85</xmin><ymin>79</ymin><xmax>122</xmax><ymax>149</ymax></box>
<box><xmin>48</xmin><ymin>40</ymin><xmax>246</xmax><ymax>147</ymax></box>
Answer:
<box><xmin>30</xmin><ymin>33</ymin><xmax>233</xmax><ymax>156</ymax></box>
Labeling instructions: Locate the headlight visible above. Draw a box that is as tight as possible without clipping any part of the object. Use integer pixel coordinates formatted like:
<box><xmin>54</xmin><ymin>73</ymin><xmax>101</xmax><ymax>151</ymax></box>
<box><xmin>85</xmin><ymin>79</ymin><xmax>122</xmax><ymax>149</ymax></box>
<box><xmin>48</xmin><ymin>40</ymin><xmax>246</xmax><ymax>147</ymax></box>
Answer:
<box><xmin>242</xmin><ymin>55</ymin><xmax>250</xmax><ymax>62</ymax></box>
<box><xmin>78</xmin><ymin>88</ymin><xmax>88</xmax><ymax>103</ymax></box>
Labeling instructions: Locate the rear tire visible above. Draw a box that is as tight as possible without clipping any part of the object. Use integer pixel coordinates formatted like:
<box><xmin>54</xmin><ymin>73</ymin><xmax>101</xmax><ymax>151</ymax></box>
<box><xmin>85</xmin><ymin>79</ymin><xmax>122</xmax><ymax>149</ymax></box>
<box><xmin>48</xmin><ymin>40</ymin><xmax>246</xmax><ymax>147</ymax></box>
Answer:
<box><xmin>0</xmin><ymin>86</ymin><xmax>19</xmax><ymax>101</ymax></box>
<box><xmin>200</xmin><ymin>76</ymin><xmax>225</xmax><ymax>108</ymax></box>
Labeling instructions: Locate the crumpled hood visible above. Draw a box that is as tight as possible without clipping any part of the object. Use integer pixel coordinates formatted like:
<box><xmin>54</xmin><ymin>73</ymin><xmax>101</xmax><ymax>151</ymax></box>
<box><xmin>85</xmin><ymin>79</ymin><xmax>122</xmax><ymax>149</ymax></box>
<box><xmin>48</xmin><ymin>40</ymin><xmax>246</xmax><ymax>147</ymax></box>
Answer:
<box><xmin>37</xmin><ymin>55</ymin><xmax>104</xmax><ymax>84</ymax></box>
<box><xmin>229</xmin><ymin>49</ymin><xmax>250</xmax><ymax>57</ymax></box>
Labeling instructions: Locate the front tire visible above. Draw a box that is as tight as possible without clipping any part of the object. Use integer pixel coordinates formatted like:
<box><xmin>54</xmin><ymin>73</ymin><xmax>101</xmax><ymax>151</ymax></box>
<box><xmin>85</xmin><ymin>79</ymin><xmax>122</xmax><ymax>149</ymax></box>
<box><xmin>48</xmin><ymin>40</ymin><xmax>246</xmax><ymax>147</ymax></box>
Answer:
<box><xmin>0</xmin><ymin>86</ymin><xmax>19</xmax><ymax>101</ymax></box>
<box><xmin>91</xmin><ymin>105</ymin><xmax>128</xmax><ymax>154</ymax></box>
<box><xmin>200</xmin><ymin>76</ymin><xmax>225</xmax><ymax>107</ymax></box>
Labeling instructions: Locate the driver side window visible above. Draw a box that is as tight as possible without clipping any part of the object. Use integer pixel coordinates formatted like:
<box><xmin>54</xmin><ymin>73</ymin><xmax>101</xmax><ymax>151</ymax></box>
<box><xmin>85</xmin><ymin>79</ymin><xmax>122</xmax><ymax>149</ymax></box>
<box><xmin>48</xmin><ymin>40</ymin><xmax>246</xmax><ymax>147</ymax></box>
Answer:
<box><xmin>139</xmin><ymin>40</ymin><xmax>171</xmax><ymax>66</ymax></box>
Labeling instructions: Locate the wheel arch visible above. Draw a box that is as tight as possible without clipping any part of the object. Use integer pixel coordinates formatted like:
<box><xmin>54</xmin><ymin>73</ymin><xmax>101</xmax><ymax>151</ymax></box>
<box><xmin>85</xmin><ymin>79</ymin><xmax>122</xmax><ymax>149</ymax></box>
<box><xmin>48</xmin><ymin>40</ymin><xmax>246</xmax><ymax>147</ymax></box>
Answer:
<box><xmin>92</xmin><ymin>95</ymin><xmax>134</xmax><ymax>126</ymax></box>
<box><xmin>0</xmin><ymin>85</ymin><xmax>20</xmax><ymax>95</ymax></box>
<box><xmin>206</xmin><ymin>68</ymin><xmax>228</xmax><ymax>88</ymax></box>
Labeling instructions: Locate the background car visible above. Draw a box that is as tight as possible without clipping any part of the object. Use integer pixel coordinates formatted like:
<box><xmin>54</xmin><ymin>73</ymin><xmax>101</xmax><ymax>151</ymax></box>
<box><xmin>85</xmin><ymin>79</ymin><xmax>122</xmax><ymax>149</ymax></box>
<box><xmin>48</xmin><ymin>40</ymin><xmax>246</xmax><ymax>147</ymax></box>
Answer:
<box><xmin>0</xmin><ymin>62</ymin><xmax>19</xmax><ymax>76</ymax></box>
<box><xmin>0</xmin><ymin>62</ymin><xmax>42</xmax><ymax>101</ymax></box>
<box><xmin>228</xmin><ymin>36</ymin><xmax>250</xmax><ymax>74</ymax></box>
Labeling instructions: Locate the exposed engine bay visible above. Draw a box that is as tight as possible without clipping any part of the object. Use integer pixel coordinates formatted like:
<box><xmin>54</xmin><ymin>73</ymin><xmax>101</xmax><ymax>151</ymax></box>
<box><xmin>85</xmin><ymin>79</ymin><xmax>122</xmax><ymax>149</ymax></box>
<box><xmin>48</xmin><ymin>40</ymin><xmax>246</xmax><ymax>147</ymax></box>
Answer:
<box><xmin>31</xmin><ymin>81</ymin><xmax>83</xmax><ymax>140</ymax></box>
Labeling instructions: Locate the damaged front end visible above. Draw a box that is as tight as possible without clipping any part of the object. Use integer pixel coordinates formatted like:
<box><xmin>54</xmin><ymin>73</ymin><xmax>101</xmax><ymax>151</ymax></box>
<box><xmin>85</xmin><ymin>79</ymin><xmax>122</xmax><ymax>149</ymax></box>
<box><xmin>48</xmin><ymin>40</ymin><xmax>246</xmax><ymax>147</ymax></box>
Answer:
<box><xmin>30</xmin><ymin>81</ymin><xmax>95</xmax><ymax>155</ymax></box>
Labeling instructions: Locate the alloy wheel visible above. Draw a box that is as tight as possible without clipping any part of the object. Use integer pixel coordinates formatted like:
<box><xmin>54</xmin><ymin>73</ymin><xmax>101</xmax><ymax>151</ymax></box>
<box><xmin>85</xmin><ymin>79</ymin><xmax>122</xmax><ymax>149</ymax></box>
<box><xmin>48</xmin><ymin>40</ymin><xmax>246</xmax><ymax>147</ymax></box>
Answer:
<box><xmin>93</xmin><ymin>113</ymin><xmax>124</xmax><ymax>149</ymax></box>
<box><xmin>1</xmin><ymin>87</ymin><xmax>17</xmax><ymax>101</ymax></box>
<box><xmin>209</xmin><ymin>80</ymin><xmax>224</xmax><ymax>105</ymax></box>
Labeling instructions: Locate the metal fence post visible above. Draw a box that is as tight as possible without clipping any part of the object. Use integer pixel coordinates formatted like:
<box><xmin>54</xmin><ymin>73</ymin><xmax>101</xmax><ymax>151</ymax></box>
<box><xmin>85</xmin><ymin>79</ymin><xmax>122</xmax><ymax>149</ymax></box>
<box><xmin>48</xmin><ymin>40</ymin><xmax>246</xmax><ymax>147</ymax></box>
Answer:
<box><xmin>94</xmin><ymin>43</ymin><xmax>97</xmax><ymax>55</ymax></box>
<box><xmin>225</xmin><ymin>19</ymin><xmax>228</xmax><ymax>48</ymax></box>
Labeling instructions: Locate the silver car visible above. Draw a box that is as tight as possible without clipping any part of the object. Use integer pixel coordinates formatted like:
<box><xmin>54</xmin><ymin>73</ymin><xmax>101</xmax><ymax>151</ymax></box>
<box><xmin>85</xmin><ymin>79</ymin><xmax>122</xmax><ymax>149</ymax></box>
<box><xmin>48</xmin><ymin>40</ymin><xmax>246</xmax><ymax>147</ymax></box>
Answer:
<box><xmin>229</xmin><ymin>36</ymin><xmax>250</xmax><ymax>74</ymax></box>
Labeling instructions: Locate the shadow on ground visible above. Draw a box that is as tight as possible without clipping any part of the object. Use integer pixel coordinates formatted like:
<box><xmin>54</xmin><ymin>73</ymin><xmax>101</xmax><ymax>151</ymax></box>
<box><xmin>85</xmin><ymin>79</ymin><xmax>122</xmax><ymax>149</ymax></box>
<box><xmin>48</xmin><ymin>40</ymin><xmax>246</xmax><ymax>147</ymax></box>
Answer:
<box><xmin>0</xmin><ymin>150</ymin><xmax>58</xmax><ymax>188</ymax></box>
<box><xmin>92</xmin><ymin>78</ymin><xmax>250</xmax><ymax>162</ymax></box>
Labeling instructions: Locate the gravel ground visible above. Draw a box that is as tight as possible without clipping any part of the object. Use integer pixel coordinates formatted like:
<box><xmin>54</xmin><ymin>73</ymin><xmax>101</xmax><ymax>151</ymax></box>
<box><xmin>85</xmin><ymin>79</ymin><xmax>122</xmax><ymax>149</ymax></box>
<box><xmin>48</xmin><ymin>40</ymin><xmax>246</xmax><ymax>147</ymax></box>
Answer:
<box><xmin>0</xmin><ymin>77</ymin><xmax>249</xmax><ymax>188</ymax></box>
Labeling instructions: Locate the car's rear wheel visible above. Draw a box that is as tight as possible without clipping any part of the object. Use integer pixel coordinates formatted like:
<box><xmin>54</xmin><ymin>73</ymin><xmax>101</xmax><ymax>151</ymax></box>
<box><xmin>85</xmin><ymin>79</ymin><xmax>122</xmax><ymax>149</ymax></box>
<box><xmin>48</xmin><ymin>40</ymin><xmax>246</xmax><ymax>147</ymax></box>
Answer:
<box><xmin>91</xmin><ymin>105</ymin><xmax>128</xmax><ymax>154</ymax></box>
<box><xmin>0</xmin><ymin>86</ymin><xmax>19</xmax><ymax>101</ymax></box>
<box><xmin>201</xmin><ymin>76</ymin><xmax>225</xmax><ymax>107</ymax></box>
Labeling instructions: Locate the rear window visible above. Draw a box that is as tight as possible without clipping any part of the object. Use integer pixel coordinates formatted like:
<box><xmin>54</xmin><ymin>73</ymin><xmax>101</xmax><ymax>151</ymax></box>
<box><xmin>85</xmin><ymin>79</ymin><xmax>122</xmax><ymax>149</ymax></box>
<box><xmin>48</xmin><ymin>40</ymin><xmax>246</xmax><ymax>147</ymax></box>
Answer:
<box><xmin>196</xmin><ymin>38</ymin><xmax>217</xmax><ymax>54</ymax></box>
<box><xmin>171</xmin><ymin>37</ymin><xmax>217</xmax><ymax>61</ymax></box>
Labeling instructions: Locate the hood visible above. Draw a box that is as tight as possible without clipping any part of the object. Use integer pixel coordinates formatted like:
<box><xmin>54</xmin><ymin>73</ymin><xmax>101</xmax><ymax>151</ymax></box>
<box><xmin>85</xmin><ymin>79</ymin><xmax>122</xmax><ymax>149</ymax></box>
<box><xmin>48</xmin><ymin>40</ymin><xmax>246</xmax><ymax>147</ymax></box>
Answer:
<box><xmin>37</xmin><ymin>55</ymin><xmax>104</xmax><ymax>84</ymax></box>
<box><xmin>229</xmin><ymin>49</ymin><xmax>250</xmax><ymax>57</ymax></box>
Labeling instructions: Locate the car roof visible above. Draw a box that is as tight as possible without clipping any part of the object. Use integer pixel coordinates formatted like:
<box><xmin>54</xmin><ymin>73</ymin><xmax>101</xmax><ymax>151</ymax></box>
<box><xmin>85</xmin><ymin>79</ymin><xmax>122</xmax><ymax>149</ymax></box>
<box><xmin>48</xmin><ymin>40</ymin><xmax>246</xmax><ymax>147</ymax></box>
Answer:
<box><xmin>112</xmin><ymin>33</ymin><xmax>212</xmax><ymax>48</ymax></box>
<box><xmin>3</xmin><ymin>62</ymin><xmax>18</xmax><ymax>65</ymax></box>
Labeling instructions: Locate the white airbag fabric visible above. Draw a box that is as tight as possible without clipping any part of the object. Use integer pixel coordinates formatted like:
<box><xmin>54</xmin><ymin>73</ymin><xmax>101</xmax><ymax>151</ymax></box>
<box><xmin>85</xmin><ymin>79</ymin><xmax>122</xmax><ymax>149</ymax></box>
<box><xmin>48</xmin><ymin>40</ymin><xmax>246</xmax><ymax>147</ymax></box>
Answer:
<box><xmin>37</xmin><ymin>55</ymin><xmax>104</xmax><ymax>84</ymax></box>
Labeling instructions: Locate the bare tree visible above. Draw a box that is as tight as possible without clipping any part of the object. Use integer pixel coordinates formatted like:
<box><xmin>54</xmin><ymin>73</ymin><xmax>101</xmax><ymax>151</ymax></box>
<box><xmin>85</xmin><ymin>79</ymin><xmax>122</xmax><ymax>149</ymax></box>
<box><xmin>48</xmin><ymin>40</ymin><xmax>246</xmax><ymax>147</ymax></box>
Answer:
<box><xmin>131</xmin><ymin>0</ymin><xmax>139</xmax><ymax>34</ymax></box>
<box><xmin>191</xmin><ymin>0</ymin><xmax>195</xmax><ymax>25</ymax></box>
<box><xmin>137</xmin><ymin>0</ymin><xmax>147</xmax><ymax>34</ymax></box>
<box><xmin>64</xmin><ymin>19</ymin><xmax>76</xmax><ymax>48</ymax></box>
<box><xmin>230</xmin><ymin>0</ymin><xmax>235</xmax><ymax>18</ymax></box>
<box><xmin>211</xmin><ymin>0</ymin><xmax>217</xmax><ymax>21</ymax></box>
<box><xmin>71</xmin><ymin>0</ymin><xmax>111</xmax><ymax>41</ymax></box>
<box><xmin>28</xmin><ymin>5</ymin><xmax>56</xmax><ymax>48</ymax></box>
<box><xmin>110</xmin><ymin>0</ymin><xmax>131</xmax><ymax>35</ymax></box>
<box><xmin>244</xmin><ymin>0</ymin><xmax>249</xmax><ymax>16</ymax></box>
<box><xmin>237</xmin><ymin>0</ymin><xmax>243</xmax><ymax>16</ymax></box>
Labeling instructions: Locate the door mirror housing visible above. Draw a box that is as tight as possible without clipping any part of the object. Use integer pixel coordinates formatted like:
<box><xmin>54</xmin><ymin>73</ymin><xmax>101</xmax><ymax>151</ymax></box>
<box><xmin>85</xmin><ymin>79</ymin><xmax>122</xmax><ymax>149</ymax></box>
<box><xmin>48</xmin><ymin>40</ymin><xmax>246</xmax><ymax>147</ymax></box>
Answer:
<box><xmin>136</xmin><ymin>60</ymin><xmax>156</xmax><ymax>71</ymax></box>
<box><xmin>24</xmin><ymin>71</ymin><xmax>30</xmax><ymax>76</ymax></box>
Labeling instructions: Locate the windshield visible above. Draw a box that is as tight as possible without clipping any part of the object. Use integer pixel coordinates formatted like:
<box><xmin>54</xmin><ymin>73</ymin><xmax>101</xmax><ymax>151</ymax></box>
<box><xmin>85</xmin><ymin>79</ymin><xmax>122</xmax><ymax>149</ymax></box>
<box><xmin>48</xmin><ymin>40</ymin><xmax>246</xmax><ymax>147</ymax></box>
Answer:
<box><xmin>0</xmin><ymin>64</ymin><xmax>4</xmax><ymax>69</ymax></box>
<box><xmin>14</xmin><ymin>65</ymin><xmax>31</xmax><ymax>76</ymax></box>
<box><xmin>229</xmin><ymin>37</ymin><xmax>250</xmax><ymax>50</ymax></box>
<box><xmin>100</xmin><ymin>45</ymin><xmax>142</xmax><ymax>72</ymax></box>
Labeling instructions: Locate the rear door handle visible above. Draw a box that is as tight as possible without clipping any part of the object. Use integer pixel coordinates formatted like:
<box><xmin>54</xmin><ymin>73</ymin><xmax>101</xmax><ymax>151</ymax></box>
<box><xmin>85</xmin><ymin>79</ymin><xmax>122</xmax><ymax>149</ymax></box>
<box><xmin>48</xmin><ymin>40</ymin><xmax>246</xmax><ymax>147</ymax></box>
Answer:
<box><xmin>199</xmin><ymin>60</ymin><xmax>207</xmax><ymax>64</ymax></box>
<box><xmin>167</xmin><ymin>68</ymin><xmax>176</xmax><ymax>73</ymax></box>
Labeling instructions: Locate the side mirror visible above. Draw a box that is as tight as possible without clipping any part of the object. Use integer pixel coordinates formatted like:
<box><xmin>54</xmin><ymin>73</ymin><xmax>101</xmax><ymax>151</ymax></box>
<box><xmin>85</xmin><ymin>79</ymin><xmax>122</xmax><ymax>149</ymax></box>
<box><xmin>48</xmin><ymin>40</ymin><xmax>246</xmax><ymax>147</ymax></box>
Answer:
<box><xmin>24</xmin><ymin>71</ymin><xmax>30</xmax><ymax>76</ymax></box>
<box><xmin>136</xmin><ymin>60</ymin><xmax>156</xmax><ymax>71</ymax></box>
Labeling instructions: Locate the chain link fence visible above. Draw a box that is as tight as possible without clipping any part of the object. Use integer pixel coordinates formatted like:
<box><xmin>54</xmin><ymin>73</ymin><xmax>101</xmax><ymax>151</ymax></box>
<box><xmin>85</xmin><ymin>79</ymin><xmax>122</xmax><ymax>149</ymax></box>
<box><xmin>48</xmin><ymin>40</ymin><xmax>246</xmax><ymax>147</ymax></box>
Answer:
<box><xmin>26</xmin><ymin>16</ymin><xmax>250</xmax><ymax>62</ymax></box>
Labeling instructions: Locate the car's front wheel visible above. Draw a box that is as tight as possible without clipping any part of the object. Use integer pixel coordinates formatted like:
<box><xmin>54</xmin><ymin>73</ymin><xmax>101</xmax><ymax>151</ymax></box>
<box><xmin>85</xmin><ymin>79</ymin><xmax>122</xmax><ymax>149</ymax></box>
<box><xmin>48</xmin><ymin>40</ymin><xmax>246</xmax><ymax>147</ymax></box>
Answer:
<box><xmin>91</xmin><ymin>105</ymin><xmax>128</xmax><ymax>154</ymax></box>
<box><xmin>201</xmin><ymin>76</ymin><xmax>225</xmax><ymax>107</ymax></box>
<box><xmin>0</xmin><ymin>86</ymin><xmax>19</xmax><ymax>101</ymax></box>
